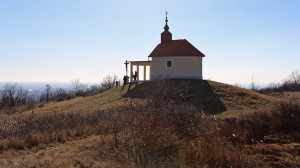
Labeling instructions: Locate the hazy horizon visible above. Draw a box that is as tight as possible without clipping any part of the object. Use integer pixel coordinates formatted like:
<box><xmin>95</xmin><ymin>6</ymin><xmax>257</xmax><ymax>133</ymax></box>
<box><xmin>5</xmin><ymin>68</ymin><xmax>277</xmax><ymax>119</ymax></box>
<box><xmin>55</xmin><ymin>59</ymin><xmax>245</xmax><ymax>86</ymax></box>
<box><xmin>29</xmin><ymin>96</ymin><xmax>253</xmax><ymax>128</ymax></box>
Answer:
<box><xmin>0</xmin><ymin>81</ymin><xmax>269</xmax><ymax>90</ymax></box>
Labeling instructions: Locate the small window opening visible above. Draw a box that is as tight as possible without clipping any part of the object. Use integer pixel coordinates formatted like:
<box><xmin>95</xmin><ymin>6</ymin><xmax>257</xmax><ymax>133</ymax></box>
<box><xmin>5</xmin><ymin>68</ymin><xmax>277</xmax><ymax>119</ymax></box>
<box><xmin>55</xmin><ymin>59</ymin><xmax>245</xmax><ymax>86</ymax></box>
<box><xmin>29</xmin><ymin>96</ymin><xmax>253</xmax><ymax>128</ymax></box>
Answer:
<box><xmin>167</xmin><ymin>60</ymin><xmax>172</xmax><ymax>68</ymax></box>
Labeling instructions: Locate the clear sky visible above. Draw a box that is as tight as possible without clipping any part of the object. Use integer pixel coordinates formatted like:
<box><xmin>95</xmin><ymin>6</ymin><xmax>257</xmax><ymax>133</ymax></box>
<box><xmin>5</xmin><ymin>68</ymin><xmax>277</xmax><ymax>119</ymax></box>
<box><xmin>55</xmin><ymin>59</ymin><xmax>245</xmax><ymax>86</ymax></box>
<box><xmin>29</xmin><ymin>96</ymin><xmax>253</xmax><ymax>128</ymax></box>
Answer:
<box><xmin>0</xmin><ymin>0</ymin><xmax>299</xmax><ymax>85</ymax></box>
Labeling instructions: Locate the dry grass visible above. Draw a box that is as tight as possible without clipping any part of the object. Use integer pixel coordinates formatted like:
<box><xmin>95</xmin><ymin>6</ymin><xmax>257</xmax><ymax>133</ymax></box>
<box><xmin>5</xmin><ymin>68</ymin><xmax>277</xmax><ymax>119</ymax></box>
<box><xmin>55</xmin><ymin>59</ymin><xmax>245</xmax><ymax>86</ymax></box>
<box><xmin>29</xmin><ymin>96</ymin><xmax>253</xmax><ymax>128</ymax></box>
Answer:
<box><xmin>2</xmin><ymin>79</ymin><xmax>278</xmax><ymax>120</ymax></box>
<box><xmin>208</xmin><ymin>80</ymin><xmax>279</xmax><ymax>110</ymax></box>
<box><xmin>0</xmin><ymin>79</ymin><xmax>296</xmax><ymax>167</ymax></box>
<box><xmin>5</xmin><ymin>84</ymin><xmax>140</xmax><ymax>119</ymax></box>
<box><xmin>0</xmin><ymin>135</ymin><xmax>124</xmax><ymax>168</ymax></box>
<box><xmin>269</xmin><ymin>91</ymin><xmax>300</xmax><ymax>102</ymax></box>
<box><xmin>2</xmin><ymin>99</ymin><xmax>298</xmax><ymax>167</ymax></box>
<box><xmin>124</xmin><ymin>79</ymin><xmax>279</xmax><ymax>115</ymax></box>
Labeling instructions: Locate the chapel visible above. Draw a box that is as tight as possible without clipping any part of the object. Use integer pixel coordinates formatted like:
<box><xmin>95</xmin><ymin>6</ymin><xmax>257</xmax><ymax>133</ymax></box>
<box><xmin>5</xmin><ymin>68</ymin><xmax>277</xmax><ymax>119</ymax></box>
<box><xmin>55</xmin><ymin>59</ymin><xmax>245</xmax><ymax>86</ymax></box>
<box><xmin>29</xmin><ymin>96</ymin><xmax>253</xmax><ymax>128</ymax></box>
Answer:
<box><xmin>126</xmin><ymin>12</ymin><xmax>205</xmax><ymax>82</ymax></box>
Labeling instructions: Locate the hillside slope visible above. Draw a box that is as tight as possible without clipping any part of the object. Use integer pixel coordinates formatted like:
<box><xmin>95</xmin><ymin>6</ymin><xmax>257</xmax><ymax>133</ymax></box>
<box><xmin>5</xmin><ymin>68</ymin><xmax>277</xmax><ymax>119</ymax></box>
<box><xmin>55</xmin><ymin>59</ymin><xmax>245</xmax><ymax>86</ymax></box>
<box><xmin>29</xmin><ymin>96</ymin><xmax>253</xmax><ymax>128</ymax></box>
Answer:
<box><xmin>14</xmin><ymin>85</ymin><xmax>135</xmax><ymax>117</ymax></box>
<box><xmin>12</xmin><ymin>79</ymin><xmax>279</xmax><ymax>118</ymax></box>
<box><xmin>0</xmin><ymin>79</ymin><xmax>292</xmax><ymax>168</ymax></box>
<box><xmin>124</xmin><ymin>79</ymin><xmax>278</xmax><ymax>114</ymax></box>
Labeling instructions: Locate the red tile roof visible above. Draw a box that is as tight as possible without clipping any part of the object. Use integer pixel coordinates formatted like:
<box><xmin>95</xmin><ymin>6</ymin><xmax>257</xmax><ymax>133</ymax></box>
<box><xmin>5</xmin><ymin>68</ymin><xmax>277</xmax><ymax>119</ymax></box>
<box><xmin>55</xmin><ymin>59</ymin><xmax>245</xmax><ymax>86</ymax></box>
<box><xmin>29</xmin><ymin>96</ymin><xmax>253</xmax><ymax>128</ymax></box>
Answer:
<box><xmin>149</xmin><ymin>39</ymin><xmax>205</xmax><ymax>57</ymax></box>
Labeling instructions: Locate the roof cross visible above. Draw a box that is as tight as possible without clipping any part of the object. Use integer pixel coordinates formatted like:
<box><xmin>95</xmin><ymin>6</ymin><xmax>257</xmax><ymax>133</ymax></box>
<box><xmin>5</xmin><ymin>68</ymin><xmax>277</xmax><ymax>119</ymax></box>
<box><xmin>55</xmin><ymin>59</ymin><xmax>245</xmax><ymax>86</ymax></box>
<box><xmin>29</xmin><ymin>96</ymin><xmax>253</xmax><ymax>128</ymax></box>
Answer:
<box><xmin>165</xmin><ymin>11</ymin><xmax>168</xmax><ymax>23</ymax></box>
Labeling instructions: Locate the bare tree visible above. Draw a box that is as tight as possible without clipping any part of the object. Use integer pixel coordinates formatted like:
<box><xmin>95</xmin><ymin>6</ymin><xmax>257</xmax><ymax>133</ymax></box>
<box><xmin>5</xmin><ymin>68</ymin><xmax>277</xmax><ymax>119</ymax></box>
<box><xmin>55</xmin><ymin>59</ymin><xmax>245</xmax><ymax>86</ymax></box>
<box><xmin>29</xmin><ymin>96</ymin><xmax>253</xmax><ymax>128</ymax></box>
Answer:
<box><xmin>54</xmin><ymin>88</ymin><xmax>70</xmax><ymax>101</ymax></box>
<box><xmin>250</xmin><ymin>76</ymin><xmax>259</xmax><ymax>91</ymax></box>
<box><xmin>86</xmin><ymin>84</ymin><xmax>103</xmax><ymax>96</ymax></box>
<box><xmin>45</xmin><ymin>84</ymin><xmax>52</xmax><ymax>103</ymax></box>
<box><xmin>287</xmin><ymin>70</ymin><xmax>300</xmax><ymax>84</ymax></box>
<box><xmin>71</xmin><ymin>79</ymin><xmax>87</xmax><ymax>97</ymax></box>
<box><xmin>101</xmin><ymin>74</ymin><xmax>119</xmax><ymax>90</ymax></box>
<box><xmin>268</xmin><ymin>82</ymin><xmax>281</xmax><ymax>89</ymax></box>
<box><xmin>72</xmin><ymin>79</ymin><xmax>81</xmax><ymax>93</ymax></box>
<box><xmin>1</xmin><ymin>83</ymin><xmax>28</xmax><ymax>108</ymax></box>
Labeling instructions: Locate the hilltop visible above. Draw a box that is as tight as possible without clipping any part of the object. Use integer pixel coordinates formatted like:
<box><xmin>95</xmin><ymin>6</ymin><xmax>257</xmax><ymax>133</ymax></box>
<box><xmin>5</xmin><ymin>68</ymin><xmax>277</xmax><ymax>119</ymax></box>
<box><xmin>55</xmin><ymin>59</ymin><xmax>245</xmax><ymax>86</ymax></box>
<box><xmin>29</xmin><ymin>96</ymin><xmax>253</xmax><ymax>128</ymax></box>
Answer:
<box><xmin>124</xmin><ymin>79</ymin><xmax>278</xmax><ymax>114</ymax></box>
<box><xmin>8</xmin><ymin>79</ymin><xmax>278</xmax><ymax>118</ymax></box>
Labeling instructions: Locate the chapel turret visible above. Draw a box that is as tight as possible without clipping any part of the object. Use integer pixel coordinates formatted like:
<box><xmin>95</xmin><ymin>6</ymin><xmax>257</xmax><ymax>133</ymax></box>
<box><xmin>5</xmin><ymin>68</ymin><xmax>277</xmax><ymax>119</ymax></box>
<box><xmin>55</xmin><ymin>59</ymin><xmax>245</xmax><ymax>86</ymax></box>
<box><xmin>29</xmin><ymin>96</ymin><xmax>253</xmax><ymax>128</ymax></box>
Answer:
<box><xmin>161</xmin><ymin>11</ymin><xmax>172</xmax><ymax>44</ymax></box>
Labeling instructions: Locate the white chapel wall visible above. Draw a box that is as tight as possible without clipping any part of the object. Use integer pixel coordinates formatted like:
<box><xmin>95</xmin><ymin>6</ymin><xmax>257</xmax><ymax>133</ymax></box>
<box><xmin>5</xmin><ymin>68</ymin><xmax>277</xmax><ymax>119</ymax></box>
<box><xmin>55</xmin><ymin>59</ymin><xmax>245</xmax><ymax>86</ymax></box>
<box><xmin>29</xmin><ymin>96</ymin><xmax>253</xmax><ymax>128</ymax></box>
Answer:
<box><xmin>151</xmin><ymin>56</ymin><xmax>203</xmax><ymax>79</ymax></box>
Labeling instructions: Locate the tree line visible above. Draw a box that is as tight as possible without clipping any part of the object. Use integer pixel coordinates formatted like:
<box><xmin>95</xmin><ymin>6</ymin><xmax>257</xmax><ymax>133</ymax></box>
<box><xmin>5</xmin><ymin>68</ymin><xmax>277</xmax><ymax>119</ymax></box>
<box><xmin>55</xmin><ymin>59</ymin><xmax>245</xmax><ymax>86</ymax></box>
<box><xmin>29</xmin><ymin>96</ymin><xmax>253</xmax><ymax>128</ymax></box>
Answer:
<box><xmin>258</xmin><ymin>70</ymin><xmax>300</xmax><ymax>94</ymax></box>
<box><xmin>0</xmin><ymin>75</ymin><xmax>121</xmax><ymax>114</ymax></box>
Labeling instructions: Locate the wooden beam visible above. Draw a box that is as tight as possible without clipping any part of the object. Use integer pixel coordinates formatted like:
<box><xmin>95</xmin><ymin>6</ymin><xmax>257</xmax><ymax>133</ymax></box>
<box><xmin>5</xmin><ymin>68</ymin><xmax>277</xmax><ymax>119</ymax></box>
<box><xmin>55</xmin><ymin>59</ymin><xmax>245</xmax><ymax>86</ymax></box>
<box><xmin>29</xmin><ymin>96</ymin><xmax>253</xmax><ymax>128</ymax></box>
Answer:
<box><xmin>149</xmin><ymin>65</ymin><xmax>151</xmax><ymax>80</ymax></box>
<box><xmin>130</xmin><ymin>63</ymin><xmax>133</xmax><ymax>82</ymax></box>
<box><xmin>137</xmin><ymin>65</ymin><xmax>139</xmax><ymax>81</ymax></box>
<box><xmin>144</xmin><ymin>65</ymin><xmax>146</xmax><ymax>80</ymax></box>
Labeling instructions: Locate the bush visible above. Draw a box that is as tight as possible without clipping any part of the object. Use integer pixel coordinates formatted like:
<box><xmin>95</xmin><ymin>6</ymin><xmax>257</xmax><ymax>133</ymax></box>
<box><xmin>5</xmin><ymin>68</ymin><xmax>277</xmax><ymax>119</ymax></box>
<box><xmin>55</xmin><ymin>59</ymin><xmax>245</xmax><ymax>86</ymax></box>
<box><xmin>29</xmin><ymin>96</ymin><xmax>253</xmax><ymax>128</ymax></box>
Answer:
<box><xmin>276</xmin><ymin>101</ymin><xmax>300</xmax><ymax>131</ymax></box>
<box><xmin>259</xmin><ymin>70</ymin><xmax>300</xmax><ymax>94</ymax></box>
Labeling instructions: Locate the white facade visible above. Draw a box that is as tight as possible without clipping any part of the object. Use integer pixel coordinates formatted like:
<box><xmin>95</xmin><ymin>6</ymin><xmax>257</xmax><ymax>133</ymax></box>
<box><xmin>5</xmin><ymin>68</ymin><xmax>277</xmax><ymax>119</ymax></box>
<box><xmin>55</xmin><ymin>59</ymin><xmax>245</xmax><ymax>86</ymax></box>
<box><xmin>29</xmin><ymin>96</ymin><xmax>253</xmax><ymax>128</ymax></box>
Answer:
<box><xmin>151</xmin><ymin>56</ymin><xmax>203</xmax><ymax>80</ymax></box>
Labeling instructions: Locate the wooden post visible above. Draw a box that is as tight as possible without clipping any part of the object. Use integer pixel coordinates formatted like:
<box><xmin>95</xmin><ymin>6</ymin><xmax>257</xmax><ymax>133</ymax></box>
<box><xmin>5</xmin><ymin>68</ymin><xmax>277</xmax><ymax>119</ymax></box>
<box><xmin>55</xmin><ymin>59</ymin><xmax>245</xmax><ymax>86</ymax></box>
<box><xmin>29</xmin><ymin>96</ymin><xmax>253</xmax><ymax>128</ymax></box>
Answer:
<box><xmin>144</xmin><ymin>65</ymin><xmax>146</xmax><ymax>81</ymax></box>
<box><xmin>149</xmin><ymin>65</ymin><xmax>151</xmax><ymax>80</ymax></box>
<box><xmin>130</xmin><ymin>63</ymin><xmax>133</xmax><ymax>82</ymax></box>
<box><xmin>137</xmin><ymin>65</ymin><xmax>139</xmax><ymax>81</ymax></box>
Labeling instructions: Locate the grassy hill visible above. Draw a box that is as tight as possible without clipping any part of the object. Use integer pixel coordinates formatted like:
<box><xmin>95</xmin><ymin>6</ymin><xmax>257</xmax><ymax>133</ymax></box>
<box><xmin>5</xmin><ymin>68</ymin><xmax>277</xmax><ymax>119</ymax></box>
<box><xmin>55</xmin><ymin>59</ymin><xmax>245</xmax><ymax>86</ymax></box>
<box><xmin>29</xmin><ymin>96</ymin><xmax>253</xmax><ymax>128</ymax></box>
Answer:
<box><xmin>124</xmin><ymin>79</ymin><xmax>278</xmax><ymax>114</ymax></box>
<box><xmin>9</xmin><ymin>79</ymin><xmax>278</xmax><ymax>118</ymax></box>
<box><xmin>1</xmin><ymin>79</ymin><xmax>299</xmax><ymax>168</ymax></box>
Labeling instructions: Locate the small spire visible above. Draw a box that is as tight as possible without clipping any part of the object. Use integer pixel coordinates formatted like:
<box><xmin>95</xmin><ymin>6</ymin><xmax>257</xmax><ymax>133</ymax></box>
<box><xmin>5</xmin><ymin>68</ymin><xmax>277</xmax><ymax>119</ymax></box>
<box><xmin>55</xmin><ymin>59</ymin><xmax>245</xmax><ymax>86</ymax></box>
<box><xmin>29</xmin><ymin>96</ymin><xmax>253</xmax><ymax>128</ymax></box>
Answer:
<box><xmin>161</xmin><ymin>11</ymin><xmax>172</xmax><ymax>44</ymax></box>
<box><xmin>164</xmin><ymin>11</ymin><xmax>169</xmax><ymax>31</ymax></box>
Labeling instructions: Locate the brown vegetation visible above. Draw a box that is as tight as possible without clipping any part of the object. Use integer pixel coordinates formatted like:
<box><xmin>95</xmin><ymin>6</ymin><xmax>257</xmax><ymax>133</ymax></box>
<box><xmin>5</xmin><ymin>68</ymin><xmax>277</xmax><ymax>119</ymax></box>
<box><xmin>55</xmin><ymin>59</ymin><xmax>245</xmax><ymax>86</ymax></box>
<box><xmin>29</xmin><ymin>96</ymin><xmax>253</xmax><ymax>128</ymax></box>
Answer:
<box><xmin>124</xmin><ymin>79</ymin><xmax>278</xmax><ymax>114</ymax></box>
<box><xmin>0</xmin><ymin>80</ymin><xmax>299</xmax><ymax>167</ymax></box>
<box><xmin>260</xmin><ymin>70</ymin><xmax>300</xmax><ymax>94</ymax></box>
<box><xmin>0</xmin><ymin>75</ymin><xmax>122</xmax><ymax>116</ymax></box>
